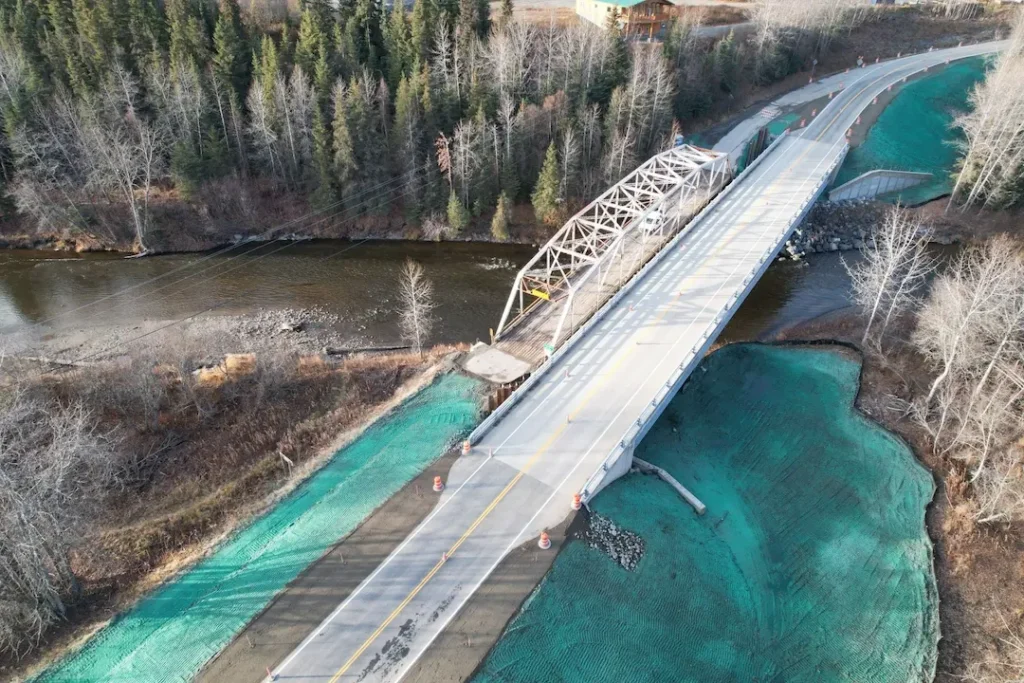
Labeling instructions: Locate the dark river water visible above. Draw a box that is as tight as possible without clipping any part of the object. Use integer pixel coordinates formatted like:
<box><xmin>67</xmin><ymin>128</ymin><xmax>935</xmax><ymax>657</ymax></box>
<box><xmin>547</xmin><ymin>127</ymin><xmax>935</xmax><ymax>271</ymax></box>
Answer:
<box><xmin>0</xmin><ymin>240</ymin><xmax>857</xmax><ymax>346</ymax></box>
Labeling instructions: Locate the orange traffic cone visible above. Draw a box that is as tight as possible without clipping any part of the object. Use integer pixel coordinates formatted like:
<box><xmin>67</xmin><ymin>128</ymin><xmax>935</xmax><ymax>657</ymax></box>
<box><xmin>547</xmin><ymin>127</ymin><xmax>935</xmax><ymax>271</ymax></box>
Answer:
<box><xmin>433</xmin><ymin>476</ymin><xmax>444</xmax><ymax>492</ymax></box>
<box><xmin>571</xmin><ymin>493</ymin><xmax>582</xmax><ymax>511</ymax></box>
<box><xmin>538</xmin><ymin>531</ymin><xmax>551</xmax><ymax>550</ymax></box>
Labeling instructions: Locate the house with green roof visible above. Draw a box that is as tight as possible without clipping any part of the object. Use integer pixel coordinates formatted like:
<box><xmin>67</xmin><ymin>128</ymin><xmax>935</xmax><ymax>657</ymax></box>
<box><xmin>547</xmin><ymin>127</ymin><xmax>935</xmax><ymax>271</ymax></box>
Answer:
<box><xmin>575</xmin><ymin>0</ymin><xmax>676</xmax><ymax>40</ymax></box>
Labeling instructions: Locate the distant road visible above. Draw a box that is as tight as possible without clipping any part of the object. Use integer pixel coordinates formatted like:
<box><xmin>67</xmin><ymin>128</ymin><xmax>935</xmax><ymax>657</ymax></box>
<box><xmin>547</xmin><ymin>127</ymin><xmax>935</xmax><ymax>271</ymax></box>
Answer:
<box><xmin>269</xmin><ymin>40</ymin><xmax>1005</xmax><ymax>683</ymax></box>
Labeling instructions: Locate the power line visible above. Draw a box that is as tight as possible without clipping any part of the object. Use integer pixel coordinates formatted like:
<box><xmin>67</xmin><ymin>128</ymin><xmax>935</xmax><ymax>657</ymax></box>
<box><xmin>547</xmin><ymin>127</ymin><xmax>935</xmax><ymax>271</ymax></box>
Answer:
<box><xmin>24</xmin><ymin>162</ymin><xmax>434</xmax><ymax>331</ymax></box>
<box><xmin>70</xmin><ymin>169</ymin><xmax>451</xmax><ymax>363</ymax></box>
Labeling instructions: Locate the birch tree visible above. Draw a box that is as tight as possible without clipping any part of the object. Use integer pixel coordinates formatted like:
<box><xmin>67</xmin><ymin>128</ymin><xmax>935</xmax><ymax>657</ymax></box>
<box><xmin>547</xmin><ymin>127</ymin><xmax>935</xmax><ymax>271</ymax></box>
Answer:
<box><xmin>915</xmin><ymin>239</ymin><xmax>1020</xmax><ymax>410</ymax></box>
<box><xmin>398</xmin><ymin>259</ymin><xmax>436</xmax><ymax>354</ymax></box>
<box><xmin>84</xmin><ymin>65</ymin><xmax>169</xmax><ymax>251</ymax></box>
<box><xmin>844</xmin><ymin>206</ymin><xmax>934</xmax><ymax>348</ymax></box>
<box><xmin>951</xmin><ymin>11</ymin><xmax>1024</xmax><ymax>210</ymax></box>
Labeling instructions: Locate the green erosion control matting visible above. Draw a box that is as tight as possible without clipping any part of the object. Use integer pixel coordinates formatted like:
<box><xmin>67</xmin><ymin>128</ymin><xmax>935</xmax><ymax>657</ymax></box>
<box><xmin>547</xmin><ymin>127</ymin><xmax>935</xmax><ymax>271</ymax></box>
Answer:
<box><xmin>475</xmin><ymin>345</ymin><xmax>938</xmax><ymax>683</ymax></box>
<box><xmin>832</xmin><ymin>57</ymin><xmax>988</xmax><ymax>205</ymax></box>
<box><xmin>38</xmin><ymin>373</ymin><xmax>481</xmax><ymax>683</ymax></box>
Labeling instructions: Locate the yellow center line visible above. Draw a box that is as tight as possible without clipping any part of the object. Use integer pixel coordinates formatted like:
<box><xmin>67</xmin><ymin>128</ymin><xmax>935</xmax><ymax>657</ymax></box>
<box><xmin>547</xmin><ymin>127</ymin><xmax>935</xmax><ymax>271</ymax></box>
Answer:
<box><xmin>324</xmin><ymin>69</ymin><xmax>896</xmax><ymax>683</ymax></box>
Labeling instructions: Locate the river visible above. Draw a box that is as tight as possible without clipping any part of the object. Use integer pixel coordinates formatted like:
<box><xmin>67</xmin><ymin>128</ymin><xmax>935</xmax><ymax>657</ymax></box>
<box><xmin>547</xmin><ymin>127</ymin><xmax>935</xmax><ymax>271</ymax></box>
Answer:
<box><xmin>0</xmin><ymin>240</ymin><xmax>858</xmax><ymax>346</ymax></box>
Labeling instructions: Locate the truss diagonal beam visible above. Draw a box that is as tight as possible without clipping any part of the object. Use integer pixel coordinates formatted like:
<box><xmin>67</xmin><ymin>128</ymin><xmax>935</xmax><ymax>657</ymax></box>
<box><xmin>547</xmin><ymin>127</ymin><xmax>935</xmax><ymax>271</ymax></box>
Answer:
<box><xmin>495</xmin><ymin>145</ymin><xmax>730</xmax><ymax>346</ymax></box>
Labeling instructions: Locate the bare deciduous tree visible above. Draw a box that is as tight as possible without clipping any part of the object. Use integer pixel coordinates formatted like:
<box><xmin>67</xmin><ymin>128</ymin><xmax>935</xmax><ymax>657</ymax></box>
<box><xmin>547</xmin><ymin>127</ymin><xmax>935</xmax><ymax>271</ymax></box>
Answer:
<box><xmin>398</xmin><ymin>259</ymin><xmax>436</xmax><ymax>355</ymax></box>
<box><xmin>0</xmin><ymin>390</ymin><xmax>117</xmax><ymax>657</ymax></box>
<box><xmin>951</xmin><ymin>11</ymin><xmax>1024</xmax><ymax>210</ymax></box>
<box><xmin>844</xmin><ymin>206</ymin><xmax>934</xmax><ymax>348</ymax></box>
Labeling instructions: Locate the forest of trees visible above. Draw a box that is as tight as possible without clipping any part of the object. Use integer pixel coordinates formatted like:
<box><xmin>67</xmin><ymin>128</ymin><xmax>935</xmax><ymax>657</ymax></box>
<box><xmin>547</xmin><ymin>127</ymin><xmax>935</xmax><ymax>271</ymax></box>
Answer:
<box><xmin>0</xmin><ymin>0</ymin><xmax>857</xmax><ymax>251</ymax></box>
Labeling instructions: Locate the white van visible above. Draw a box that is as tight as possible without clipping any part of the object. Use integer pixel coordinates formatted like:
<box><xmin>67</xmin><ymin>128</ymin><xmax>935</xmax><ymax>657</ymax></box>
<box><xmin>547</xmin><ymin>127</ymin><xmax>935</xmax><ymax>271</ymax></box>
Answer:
<box><xmin>639</xmin><ymin>208</ymin><xmax>663</xmax><ymax>233</ymax></box>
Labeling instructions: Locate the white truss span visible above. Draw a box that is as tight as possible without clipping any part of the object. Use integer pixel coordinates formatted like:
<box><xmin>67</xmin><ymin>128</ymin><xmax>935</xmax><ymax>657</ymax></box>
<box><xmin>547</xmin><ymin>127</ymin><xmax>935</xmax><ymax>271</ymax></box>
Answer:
<box><xmin>494</xmin><ymin>144</ymin><xmax>729</xmax><ymax>350</ymax></box>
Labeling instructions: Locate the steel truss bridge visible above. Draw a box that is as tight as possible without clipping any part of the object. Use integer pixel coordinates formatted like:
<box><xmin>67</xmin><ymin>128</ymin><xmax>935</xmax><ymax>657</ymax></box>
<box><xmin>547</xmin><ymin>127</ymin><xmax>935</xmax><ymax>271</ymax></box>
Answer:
<box><xmin>267</xmin><ymin>41</ymin><xmax>1006</xmax><ymax>683</ymax></box>
<box><xmin>494</xmin><ymin>144</ymin><xmax>729</xmax><ymax>364</ymax></box>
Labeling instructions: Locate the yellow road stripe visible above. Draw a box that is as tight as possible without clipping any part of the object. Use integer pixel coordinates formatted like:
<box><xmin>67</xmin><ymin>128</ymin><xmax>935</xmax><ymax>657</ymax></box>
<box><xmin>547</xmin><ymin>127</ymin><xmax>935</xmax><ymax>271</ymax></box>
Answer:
<box><xmin>324</xmin><ymin>68</ymin><xmax>895</xmax><ymax>683</ymax></box>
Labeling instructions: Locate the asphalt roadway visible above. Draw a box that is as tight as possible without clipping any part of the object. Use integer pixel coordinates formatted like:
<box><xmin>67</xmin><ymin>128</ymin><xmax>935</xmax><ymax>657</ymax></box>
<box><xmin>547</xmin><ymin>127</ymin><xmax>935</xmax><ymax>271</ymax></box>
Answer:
<box><xmin>268</xmin><ymin>41</ymin><xmax>1005</xmax><ymax>683</ymax></box>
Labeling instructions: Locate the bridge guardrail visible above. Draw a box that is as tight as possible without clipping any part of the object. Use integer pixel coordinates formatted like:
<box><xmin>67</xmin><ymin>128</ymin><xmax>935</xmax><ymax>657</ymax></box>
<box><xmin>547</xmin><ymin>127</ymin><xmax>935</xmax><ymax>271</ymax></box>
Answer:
<box><xmin>467</xmin><ymin>130</ymin><xmax>793</xmax><ymax>447</ymax></box>
<box><xmin>580</xmin><ymin>138</ymin><xmax>850</xmax><ymax>502</ymax></box>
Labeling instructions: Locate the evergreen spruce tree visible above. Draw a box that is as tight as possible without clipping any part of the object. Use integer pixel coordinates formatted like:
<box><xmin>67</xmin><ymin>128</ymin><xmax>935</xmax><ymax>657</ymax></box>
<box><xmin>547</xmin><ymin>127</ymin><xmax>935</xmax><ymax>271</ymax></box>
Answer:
<box><xmin>532</xmin><ymin>142</ymin><xmax>560</xmax><ymax>226</ymax></box>
<box><xmin>279</xmin><ymin>16</ymin><xmax>296</xmax><ymax>68</ymax></box>
<box><xmin>255</xmin><ymin>35</ymin><xmax>280</xmax><ymax>114</ymax></box>
<box><xmin>167</xmin><ymin>0</ymin><xmax>210</xmax><ymax>74</ymax></box>
<box><xmin>447</xmin><ymin>190</ymin><xmax>469</xmax><ymax>234</ymax></box>
<box><xmin>213</xmin><ymin>0</ymin><xmax>249</xmax><ymax>102</ymax></box>
<box><xmin>384</xmin><ymin>0</ymin><xmax>413</xmax><ymax>90</ymax></box>
<box><xmin>72</xmin><ymin>0</ymin><xmax>112</xmax><ymax>88</ymax></box>
<box><xmin>409</xmin><ymin>0</ymin><xmax>432</xmax><ymax>66</ymax></box>
<box><xmin>712</xmin><ymin>30</ymin><xmax>739</xmax><ymax>93</ymax></box>
<box><xmin>313</xmin><ymin>42</ymin><xmax>333</xmax><ymax>108</ymax></box>
<box><xmin>500</xmin><ymin>160</ymin><xmax>520</xmax><ymax>201</ymax></box>
<box><xmin>332</xmin><ymin>82</ymin><xmax>358</xmax><ymax>204</ymax></box>
<box><xmin>347</xmin><ymin>0</ymin><xmax>385</xmax><ymax>77</ymax></box>
<box><xmin>421</xmin><ymin>151</ymin><xmax>445</xmax><ymax>214</ymax></box>
<box><xmin>491</xmin><ymin>192</ymin><xmax>511</xmax><ymax>241</ymax></box>
<box><xmin>392</xmin><ymin>73</ymin><xmax>421</xmax><ymax>167</ymax></box>
<box><xmin>590</xmin><ymin>10</ymin><xmax>629</xmax><ymax>106</ymax></box>
<box><xmin>295</xmin><ymin>4</ymin><xmax>327</xmax><ymax>77</ymax></box>
<box><xmin>127</xmin><ymin>0</ymin><xmax>167</xmax><ymax>67</ymax></box>
<box><xmin>476</xmin><ymin>0</ymin><xmax>490</xmax><ymax>38</ymax></box>
<box><xmin>311</xmin><ymin>105</ymin><xmax>338</xmax><ymax>207</ymax></box>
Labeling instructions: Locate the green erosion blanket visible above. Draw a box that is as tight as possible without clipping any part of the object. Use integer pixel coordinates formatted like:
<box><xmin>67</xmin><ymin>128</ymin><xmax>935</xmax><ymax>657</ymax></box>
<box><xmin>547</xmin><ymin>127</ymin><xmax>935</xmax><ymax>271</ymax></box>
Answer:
<box><xmin>39</xmin><ymin>373</ymin><xmax>481</xmax><ymax>683</ymax></box>
<box><xmin>476</xmin><ymin>345</ymin><xmax>937</xmax><ymax>683</ymax></box>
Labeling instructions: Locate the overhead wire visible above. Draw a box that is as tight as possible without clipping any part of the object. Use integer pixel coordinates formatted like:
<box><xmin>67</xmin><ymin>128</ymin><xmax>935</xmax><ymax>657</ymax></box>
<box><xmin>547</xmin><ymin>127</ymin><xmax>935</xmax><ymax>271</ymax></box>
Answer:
<box><xmin>70</xmin><ymin>166</ymin><xmax>479</xmax><ymax>363</ymax></box>
<box><xmin>23</xmin><ymin>161</ymin><xmax>435</xmax><ymax>331</ymax></box>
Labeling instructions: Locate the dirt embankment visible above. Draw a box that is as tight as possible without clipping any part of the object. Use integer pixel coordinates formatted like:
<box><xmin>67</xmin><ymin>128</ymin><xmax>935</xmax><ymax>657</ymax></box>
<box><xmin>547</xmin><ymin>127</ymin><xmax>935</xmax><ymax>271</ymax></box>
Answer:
<box><xmin>0</xmin><ymin>315</ymin><xmax>465</xmax><ymax>681</ymax></box>
<box><xmin>775</xmin><ymin>312</ymin><xmax>1024</xmax><ymax>682</ymax></box>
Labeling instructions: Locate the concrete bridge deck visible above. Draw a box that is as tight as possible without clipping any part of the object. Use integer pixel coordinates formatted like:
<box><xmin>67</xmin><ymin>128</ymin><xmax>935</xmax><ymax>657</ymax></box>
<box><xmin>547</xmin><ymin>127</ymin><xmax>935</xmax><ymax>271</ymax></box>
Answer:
<box><xmin>268</xmin><ymin>40</ymin><xmax>1004</xmax><ymax>683</ymax></box>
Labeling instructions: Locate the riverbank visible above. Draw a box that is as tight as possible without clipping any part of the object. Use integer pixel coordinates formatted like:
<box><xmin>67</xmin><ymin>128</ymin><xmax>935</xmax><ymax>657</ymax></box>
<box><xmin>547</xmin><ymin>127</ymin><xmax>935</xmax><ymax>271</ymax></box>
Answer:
<box><xmin>474</xmin><ymin>343</ymin><xmax>939</xmax><ymax>682</ymax></box>
<box><xmin>788</xmin><ymin>198</ymin><xmax>1024</xmax><ymax>256</ymax></box>
<box><xmin>777</xmin><ymin>311</ymin><xmax>1024</xmax><ymax>681</ymax></box>
<box><xmin>0</xmin><ymin>9</ymin><xmax>1007</xmax><ymax>257</ymax></box>
<box><xmin>0</xmin><ymin>325</ymin><xmax>476</xmax><ymax>680</ymax></box>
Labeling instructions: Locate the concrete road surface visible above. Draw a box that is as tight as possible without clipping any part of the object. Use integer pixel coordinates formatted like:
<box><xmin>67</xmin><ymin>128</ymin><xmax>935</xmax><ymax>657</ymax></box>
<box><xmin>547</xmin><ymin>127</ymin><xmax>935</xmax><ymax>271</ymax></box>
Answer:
<box><xmin>714</xmin><ymin>42</ymin><xmax>997</xmax><ymax>160</ymax></box>
<box><xmin>268</xmin><ymin>41</ymin><xmax>1004</xmax><ymax>683</ymax></box>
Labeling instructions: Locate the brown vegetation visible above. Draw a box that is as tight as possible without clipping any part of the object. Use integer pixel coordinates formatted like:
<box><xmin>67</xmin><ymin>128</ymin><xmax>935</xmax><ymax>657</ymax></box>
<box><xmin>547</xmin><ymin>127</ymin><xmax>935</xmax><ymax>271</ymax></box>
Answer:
<box><xmin>0</xmin><ymin>340</ymin><xmax>456</xmax><ymax>677</ymax></box>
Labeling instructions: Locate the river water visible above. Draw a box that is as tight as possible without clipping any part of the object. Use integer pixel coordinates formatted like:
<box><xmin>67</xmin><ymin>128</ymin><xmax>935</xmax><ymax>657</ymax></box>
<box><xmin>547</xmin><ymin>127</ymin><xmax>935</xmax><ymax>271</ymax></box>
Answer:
<box><xmin>0</xmin><ymin>240</ymin><xmax>857</xmax><ymax>346</ymax></box>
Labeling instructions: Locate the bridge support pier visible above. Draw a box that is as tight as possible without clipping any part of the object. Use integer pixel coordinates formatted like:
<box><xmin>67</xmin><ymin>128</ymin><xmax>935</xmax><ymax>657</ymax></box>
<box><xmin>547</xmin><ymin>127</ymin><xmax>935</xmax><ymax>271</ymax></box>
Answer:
<box><xmin>585</xmin><ymin>442</ymin><xmax>636</xmax><ymax>501</ymax></box>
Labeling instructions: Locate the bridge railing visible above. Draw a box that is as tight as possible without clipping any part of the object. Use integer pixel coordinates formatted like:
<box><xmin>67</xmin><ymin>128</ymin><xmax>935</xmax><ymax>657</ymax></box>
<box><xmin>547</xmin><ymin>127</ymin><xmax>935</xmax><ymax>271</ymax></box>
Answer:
<box><xmin>494</xmin><ymin>145</ymin><xmax>728</xmax><ymax>348</ymax></box>
<box><xmin>467</xmin><ymin>133</ymin><xmax>792</xmax><ymax>448</ymax></box>
<box><xmin>580</xmin><ymin>135</ymin><xmax>852</xmax><ymax>502</ymax></box>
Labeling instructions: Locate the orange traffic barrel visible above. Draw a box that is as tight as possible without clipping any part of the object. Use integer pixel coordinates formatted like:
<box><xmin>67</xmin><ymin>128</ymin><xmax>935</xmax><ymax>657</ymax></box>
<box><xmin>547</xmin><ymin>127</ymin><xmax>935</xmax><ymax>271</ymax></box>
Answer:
<box><xmin>462</xmin><ymin>440</ymin><xmax>471</xmax><ymax>455</ymax></box>
<box><xmin>433</xmin><ymin>476</ymin><xmax>444</xmax><ymax>492</ymax></box>
<box><xmin>571</xmin><ymin>494</ymin><xmax>582</xmax><ymax>511</ymax></box>
<box><xmin>538</xmin><ymin>531</ymin><xmax>551</xmax><ymax>550</ymax></box>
